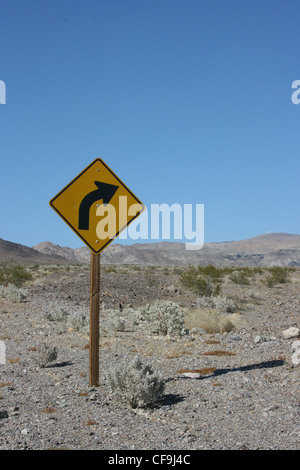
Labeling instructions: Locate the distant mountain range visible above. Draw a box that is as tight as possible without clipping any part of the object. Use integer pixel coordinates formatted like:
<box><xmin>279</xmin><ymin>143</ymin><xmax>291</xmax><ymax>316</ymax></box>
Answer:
<box><xmin>1</xmin><ymin>233</ymin><xmax>300</xmax><ymax>266</ymax></box>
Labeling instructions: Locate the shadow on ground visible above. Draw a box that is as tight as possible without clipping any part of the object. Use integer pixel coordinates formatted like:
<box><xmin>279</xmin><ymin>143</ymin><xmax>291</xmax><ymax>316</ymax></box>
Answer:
<box><xmin>173</xmin><ymin>359</ymin><xmax>286</xmax><ymax>381</ymax></box>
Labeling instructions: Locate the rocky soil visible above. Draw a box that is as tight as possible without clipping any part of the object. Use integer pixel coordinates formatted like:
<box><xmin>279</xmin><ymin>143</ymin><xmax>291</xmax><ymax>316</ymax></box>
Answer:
<box><xmin>0</xmin><ymin>264</ymin><xmax>299</xmax><ymax>450</ymax></box>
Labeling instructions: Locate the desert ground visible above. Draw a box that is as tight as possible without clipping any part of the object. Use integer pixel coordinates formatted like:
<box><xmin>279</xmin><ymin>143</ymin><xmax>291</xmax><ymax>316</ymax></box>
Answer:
<box><xmin>0</xmin><ymin>262</ymin><xmax>299</xmax><ymax>450</ymax></box>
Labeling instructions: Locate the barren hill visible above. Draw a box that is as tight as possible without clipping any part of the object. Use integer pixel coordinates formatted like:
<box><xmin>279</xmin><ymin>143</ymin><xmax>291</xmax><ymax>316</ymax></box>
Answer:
<box><xmin>32</xmin><ymin>232</ymin><xmax>300</xmax><ymax>267</ymax></box>
<box><xmin>0</xmin><ymin>238</ymin><xmax>70</xmax><ymax>265</ymax></box>
<box><xmin>1</xmin><ymin>233</ymin><xmax>300</xmax><ymax>266</ymax></box>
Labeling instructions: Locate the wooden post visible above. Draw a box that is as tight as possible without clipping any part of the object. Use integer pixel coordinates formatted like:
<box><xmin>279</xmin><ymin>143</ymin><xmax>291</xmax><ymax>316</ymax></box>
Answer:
<box><xmin>89</xmin><ymin>252</ymin><xmax>100</xmax><ymax>387</ymax></box>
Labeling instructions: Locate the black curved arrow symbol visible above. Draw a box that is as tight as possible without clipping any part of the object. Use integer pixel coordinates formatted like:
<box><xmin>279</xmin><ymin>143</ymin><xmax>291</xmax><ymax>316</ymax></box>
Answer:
<box><xmin>78</xmin><ymin>181</ymin><xmax>119</xmax><ymax>230</ymax></box>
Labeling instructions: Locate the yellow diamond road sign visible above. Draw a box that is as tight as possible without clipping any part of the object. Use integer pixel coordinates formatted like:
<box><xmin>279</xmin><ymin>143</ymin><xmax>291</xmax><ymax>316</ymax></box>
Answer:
<box><xmin>50</xmin><ymin>158</ymin><xmax>144</xmax><ymax>254</ymax></box>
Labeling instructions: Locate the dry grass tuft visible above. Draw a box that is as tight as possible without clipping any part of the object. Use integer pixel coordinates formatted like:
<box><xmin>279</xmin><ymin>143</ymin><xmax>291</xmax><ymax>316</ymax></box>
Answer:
<box><xmin>177</xmin><ymin>367</ymin><xmax>216</xmax><ymax>375</ymax></box>
<box><xmin>0</xmin><ymin>382</ymin><xmax>12</xmax><ymax>388</ymax></box>
<box><xmin>9</xmin><ymin>357</ymin><xmax>20</xmax><ymax>364</ymax></box>
<box><xmin>185</xmin><ymin>308</ymin><xmax>235</xmax><ymax>334</ymax></box>
<box><xmin>85</xmin><ymin>420</ymin><xmax>97</xmax><ymax>426</ymax></box>
<box><xmin>40</xmin><ymin>407</ymin><xmax>56</xmax><ymax>414</ymax></box>
<box><xmin>202</xmin><ymin>350</ymin><xmax>236</xmax><ymax>356</ymax></box>
<box><xmin>166</xmin><ymin>350</ymin><xmax>192</xmax><ymax>359</ymax></box>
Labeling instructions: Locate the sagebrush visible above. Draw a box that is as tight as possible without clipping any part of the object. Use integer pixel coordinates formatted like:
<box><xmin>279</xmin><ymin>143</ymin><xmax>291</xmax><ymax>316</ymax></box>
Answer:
<box><xmin>42</xmin><ymin>301</ymin><xmax>89</xmax><ymax>332</ymax></box>
<box><xmin>34</xmin><ymin>343</ymin><xmax>58</xmax><ymax>368</ymax></box>
<box><xmin>106</xmin><ymin>356</ymin><xmax>165</xmax><ymax>408</ymax></box>
<box><xmin>0</xmin><ymin>284</ymin><xmax>27</xmax><ymax>302</ymax></box>
<box><xmin>139</xmin><ymin>300</ymin><xmax>186</xmax><ymax>337</ymax></box>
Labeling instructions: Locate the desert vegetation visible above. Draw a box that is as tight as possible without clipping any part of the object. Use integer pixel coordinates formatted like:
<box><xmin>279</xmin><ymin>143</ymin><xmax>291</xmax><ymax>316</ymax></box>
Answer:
<box><xmin>263</xmin><ymin>266</ymin><xmax>295</xmax><ymax>287</ymax></box>
<box><xmin>0</xmin><ymin>261</ymin><xmax>299</xmax><ymax>449</ymax></box>
<box><xmin>0</xmin><ymin>262</ymin><xmax>32</xmax><ymax>287</ymax></box>
<box><xmin>106</xmin><ymin>356</ymin><xmax>165</xmax><ymax>409</ymax></box>
<box><xmin>179</xmin><ymin>264</ymin><xmax>295</xmax><ymax>293</ymax></box>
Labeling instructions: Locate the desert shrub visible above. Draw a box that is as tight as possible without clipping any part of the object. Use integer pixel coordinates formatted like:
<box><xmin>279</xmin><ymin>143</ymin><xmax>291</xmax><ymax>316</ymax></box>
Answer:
<box><xmin>67</xmin><ymin>310</ymin><xmax>89</xmax><ymax>332</ymax></box>
<box><xmin>213</xmin><ymin>296</ymin><xmax>237</xmax><ymax>314</ymax></box>
<box><xmin>34</xmin><ymin>343</ymin><xmax>58</xmax><ymax>368</ymax></box>
<box><xmin>195</xmin><ymin>296</ymin><xmax>215</xmax><ymax>309</ymax></box>
<box><xmin>42</xmin><ymin>302</ymin><xmax>70</xmax><ymax>322</ymax></box>
<box><xmin>252</xmin><ymin>267</ymin><xmax>263</xmax><ymax>274</ymax></box>
<box><xmin>196</xmin><ymin>295</ymin><xmax>237</xmax><ymax>314</ymax></box>
<box><xmin>262</xmin><ymin>267</ymin><xmax>294</xmax><ymax>288</ymax></box>
<box><xmin>173</xmin><ymin>267</ymin><xmax>184</xmax><ymax>275</ymax></box>
<box><xmin>42</xmin><ymin>302</ymin><xmax>89</xmax><ymax>332</ymax></box>
<box><xmin>0</xmin><ymin>284</ymin><xmax>27</xmax><ymax>302</ymax></box>
<box><xmin>139</xmin><ymin>301</ymin><xmax>187</xmax><ymax>337</ymax></box>
<box><xmin>106</xmin><ymin>356</ymin><xmax>165</xmax><ymax>408</ymax></box>
<box><xmin>122</xmin><ymin>307</ymin><xmax>141</xmax><ymax>327</ymax></box>
<box><xmin>102</xmin><ymin>265</ymin><xmax>117</xmax><ymax>273</ymax></box>
<box><xmin>0</xmin><ymin>263</ymin><xmax>32</xmax><ymax>287</ymax></box>
<box><xmin>197</xmin><ymin>265</ymin><xmax>225</xmax><ymax>280</ymax></box>
<box><xmin>101</xmin><ymin>308</ymin><xmax>126</xmax><ymax>335</ymax></box>
<box><xmin>264</xmin><ymin>275</ymin><xmax>276</xmax><ymax>288</ymax></box>
<box><xmin>180</xmin><ymin>266</ymin><xmax>220</xmax><ymax>296</ymax></box>
<box><xmin>229</xmin><ymin>270</ymin><xmax>251</xmax><ymax>285</ymax></box>
<box><xmin>144</xmin><ymin>272</ymin><xmax>159</xmax><ymax>287</ymax></box>
<box><xmin>185</xmin><ymin>308</ymin><xmax>235</xmax><ymax>334</ymax></box>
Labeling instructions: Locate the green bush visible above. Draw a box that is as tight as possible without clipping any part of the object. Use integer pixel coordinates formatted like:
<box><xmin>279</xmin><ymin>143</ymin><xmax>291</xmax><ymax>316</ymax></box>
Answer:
<box><xmin>197</xmin><ymin>265</ymin><xmax>224</xmax><ymax>280</ymax></box>
<box><xmin>0</xmin><ymin>263</ymin><xmax>32</xmax><ymax>287</ymax></box>
<box><xmin>180</xmin><ymin>266</ymin><xmax>220</xmax><ymax>296</ymax></box>
<box><xmin>269</xmin><ymin>266</ymin><xmax>291</xmax><ymax>283</ymax></box>
<box><xmin>263</xmin><ymin>266</ymin><xmax>294</xmax><ymax>287</ymax></box>
<box><xmin>229</xmin><ymin>270</ymin><xmax>251</xmax><ymax>285</ymax></box>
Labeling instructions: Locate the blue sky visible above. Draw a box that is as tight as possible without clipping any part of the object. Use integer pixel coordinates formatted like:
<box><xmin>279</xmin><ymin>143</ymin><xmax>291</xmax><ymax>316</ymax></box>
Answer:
<box><xmin>0</xmin><ymin>0</ymin><xmax>299</xmax><ymax>249</ymax></box>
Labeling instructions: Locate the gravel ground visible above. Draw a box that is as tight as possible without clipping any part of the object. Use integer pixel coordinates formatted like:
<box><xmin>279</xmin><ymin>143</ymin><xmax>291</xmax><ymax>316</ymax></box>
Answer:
<box><xmin>0</xmin><ymin>265</ymin><xmax>299</xmax><ymax>450</ymax></box>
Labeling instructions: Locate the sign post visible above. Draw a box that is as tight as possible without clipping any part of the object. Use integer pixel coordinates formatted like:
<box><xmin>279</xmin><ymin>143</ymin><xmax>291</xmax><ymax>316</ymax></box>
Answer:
<box><xmin>50</xmin><ymin>158</ymin><xmax>144</xmax><ymax>387</ymax></box>
<box><xmin>89</xmin><ymin>252</ymin><xmax>100</xmax><ymax>387</ymax></box>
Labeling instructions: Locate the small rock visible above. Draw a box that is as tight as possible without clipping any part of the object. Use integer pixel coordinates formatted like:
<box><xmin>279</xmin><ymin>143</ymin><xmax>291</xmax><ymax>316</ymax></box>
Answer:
<box><xmin>254</xmin><ymin>335</ymin><xmax>265</xmax><ymax>343</ymax></box>
<box><xmin>190</xmin><ymin>328</ymin><xmax>206</xmax><ymax>336</ymax></box>
<box><xmin>291</xmin><ymin>349</ymin><xmax>300</xmax><ymax>366</ymax></box>
<box><xmin>182</xmin><ymin>372</ymin><xmax>201</xmax><ymax>379</ymax></box>
<box><xmin>229</xmin><ymin>335</ymin><xmax>242</xmax><ymax>342</ymax></box>
<box><xmin>10</xmin><ymin>406</ymin><xmax>19</xmax><ymax>416</ymax></box>
<box><xmin>10</xmin><ymin>406</ymin><xmax>19</xmax><ymax>412</ymax></box>
<box><xmin>291</xmin><ymin>340</ymin><xmax>300</xmax><ymax>351</ymax></box>
<box><xmin>21</xmin><ymin>428</ymin><xmax>29</xmax><ymax>435</ymax></box>
<box><xmin>0</xmin><ymin>410</ymin><xmax>8</xmax><ymax>419</ymax></box>
<box><xmin>282</xmin><ymin>327</ymin><xmax>300</xmax><ymax>339</ymax></box>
